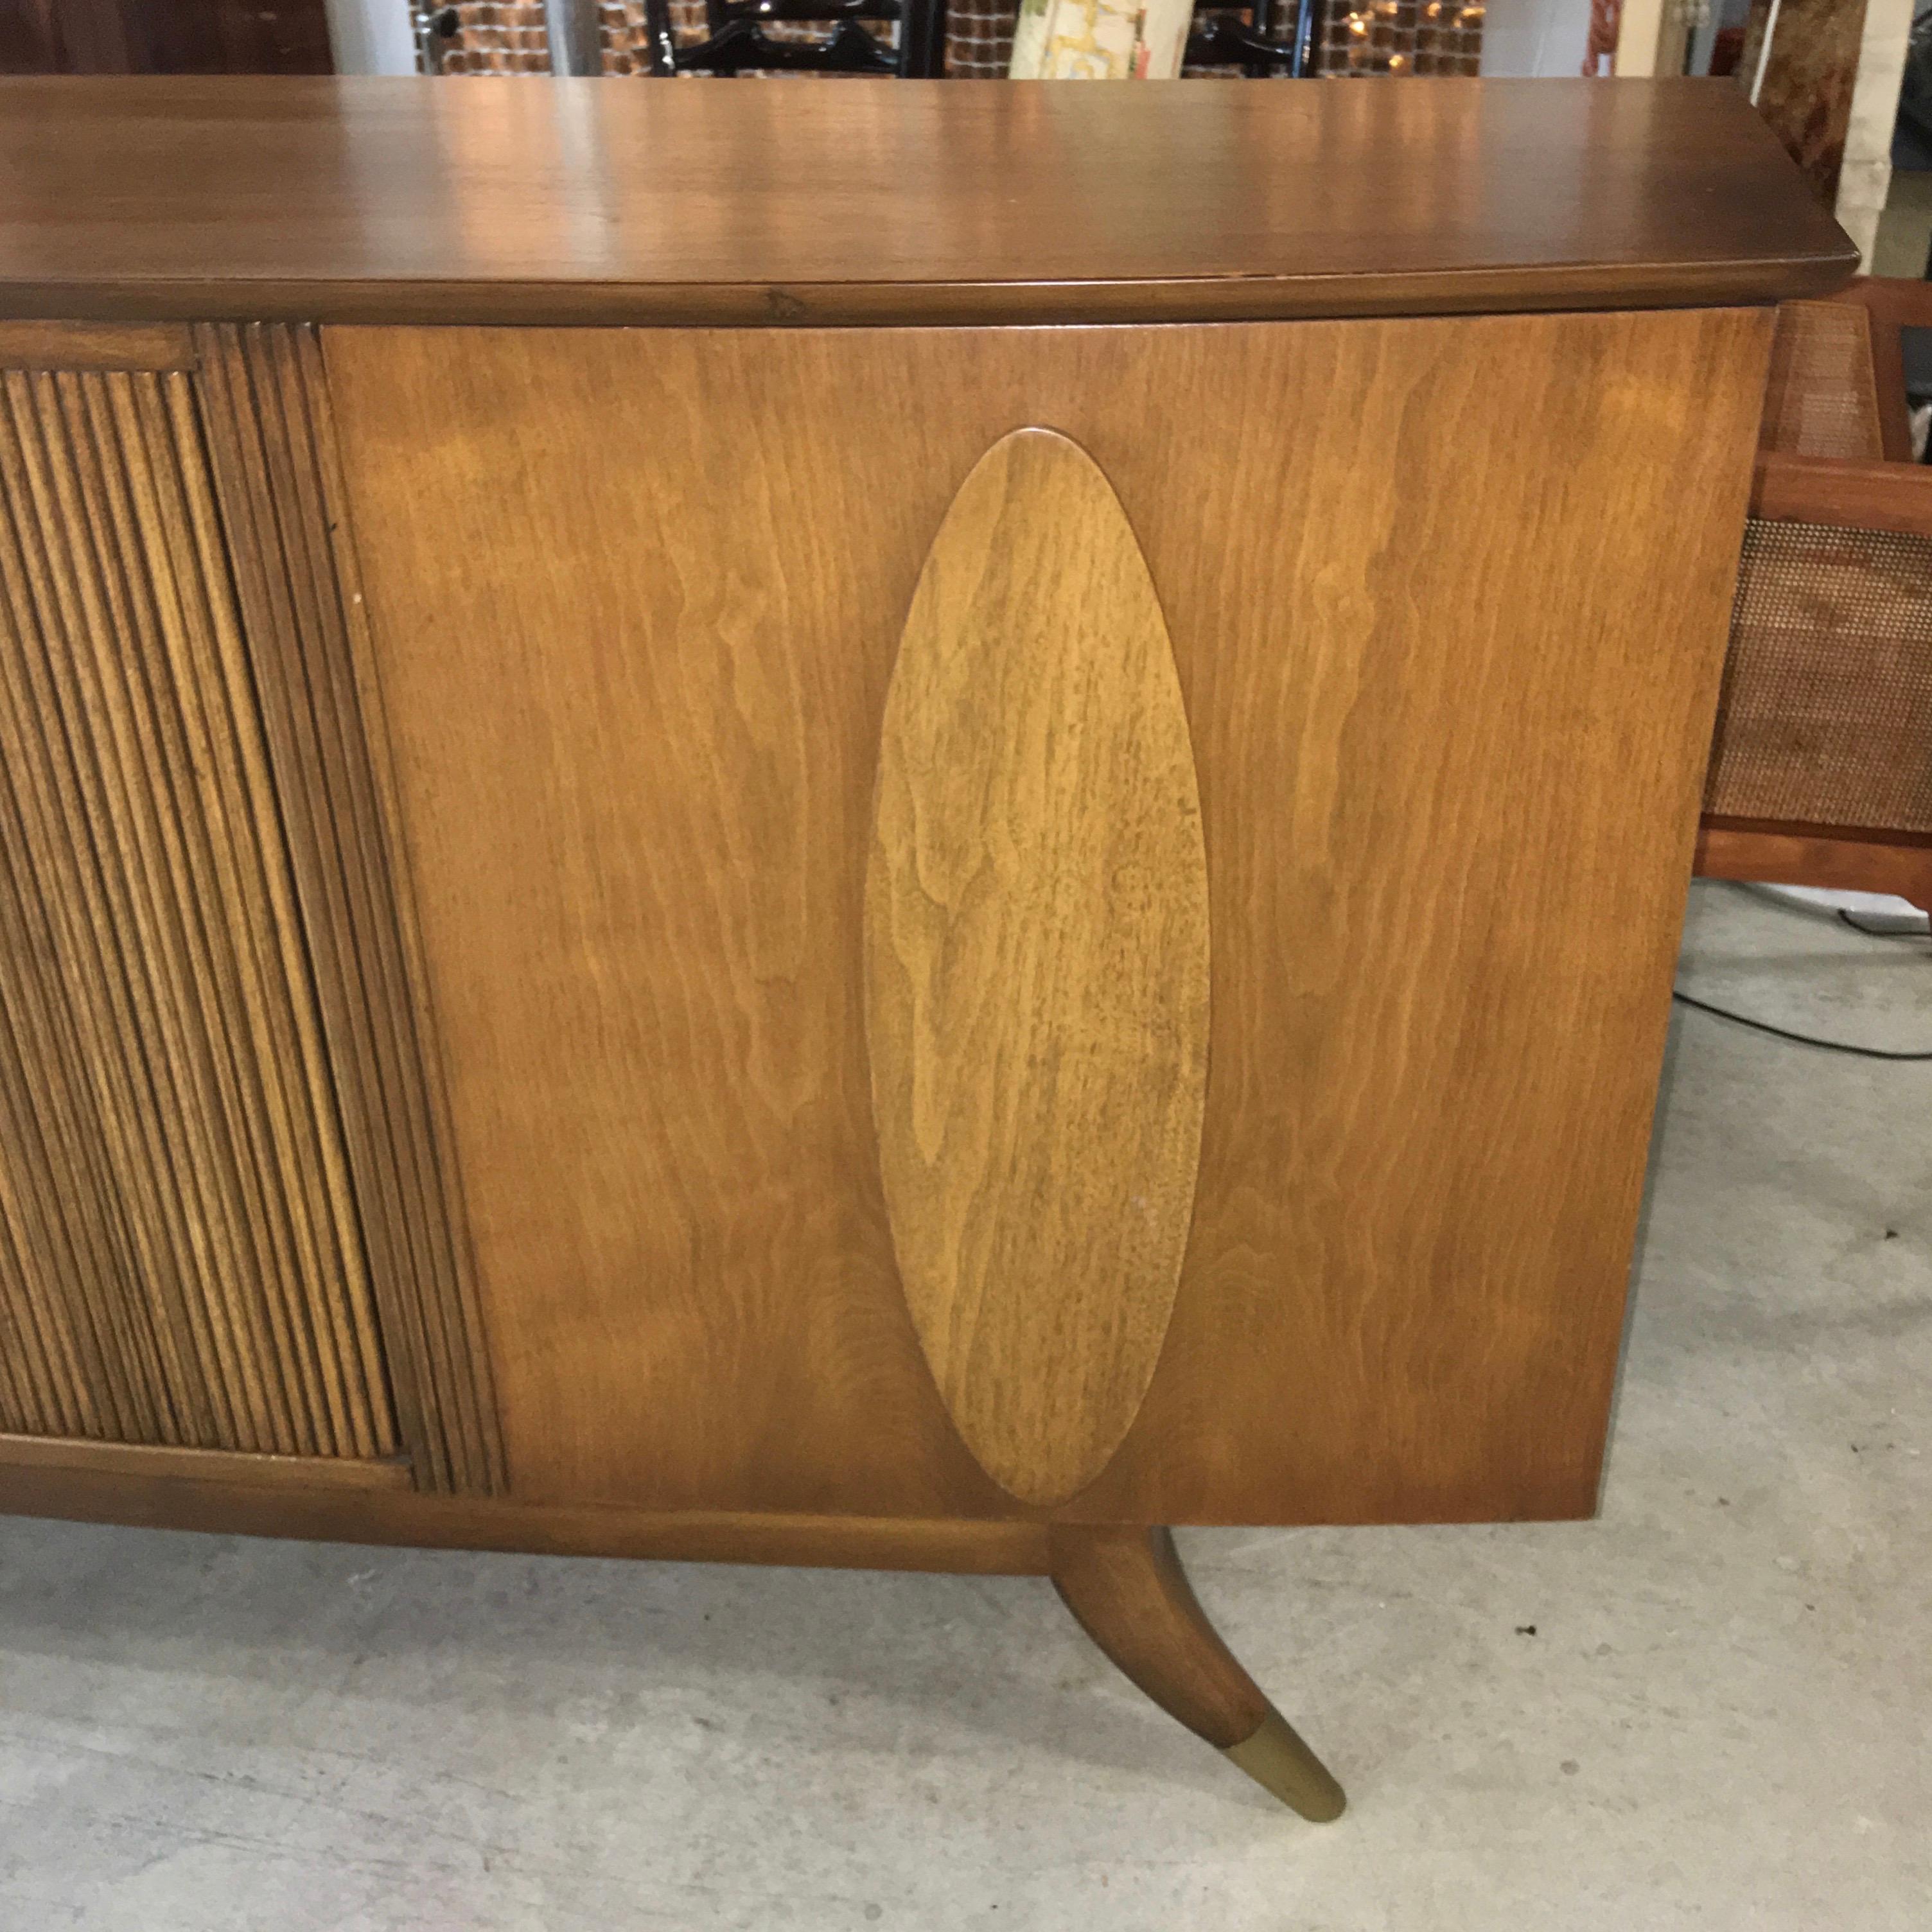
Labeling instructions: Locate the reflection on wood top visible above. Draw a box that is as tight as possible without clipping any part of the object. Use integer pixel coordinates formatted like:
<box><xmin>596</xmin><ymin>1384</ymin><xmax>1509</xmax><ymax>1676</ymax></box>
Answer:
<box><xmin>0</xmin><ymin>76</ymin><xmax>1854</xmax><ymax>326</ymax></box>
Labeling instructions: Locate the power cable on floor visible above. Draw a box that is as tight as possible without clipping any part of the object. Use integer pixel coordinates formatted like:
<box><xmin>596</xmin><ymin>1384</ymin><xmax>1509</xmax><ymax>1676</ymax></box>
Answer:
<box><xmin>1677</xmin><ymin>885</ymin><xmax>1932</xmax><ymax>1059</ymax></box>
<box><xmin>1671</xmin><ymin>990</ymin><xmax>1932</xmax><ymax>1061</ymax></box>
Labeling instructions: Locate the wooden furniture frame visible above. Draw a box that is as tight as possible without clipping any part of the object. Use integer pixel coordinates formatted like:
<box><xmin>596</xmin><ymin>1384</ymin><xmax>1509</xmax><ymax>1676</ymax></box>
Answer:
<box><xmin>0</xmin><ymin>77</ymin><xmax>1852</xmax><ymax>1819</ymax></box>
<box><xmin>1697</xmin><ymin>279</ymin><xmax>1932</xmax><ymax>916</ymax></box>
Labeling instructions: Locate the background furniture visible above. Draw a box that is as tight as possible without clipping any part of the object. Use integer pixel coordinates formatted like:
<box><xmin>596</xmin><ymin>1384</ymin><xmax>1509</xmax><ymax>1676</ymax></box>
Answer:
<box><xmin>1698</xmin><ymin>279</ymin><xmax>1932</xmax><ymax>915</ymax></box>
<box><xmin>1183</xmin><ymin>0</ymin><xmax>1317</xmax><ymax>76</ymax></box>
<box><xmin>638</xmin><ymin>0</ymin><xmax>946</xmax><ymax>76</ymax></box>
<box><xmin>416</xmin><ymin>0</ymin><xmax>1462</xmax><ymax>76</ymax></box>
<box><xmin>0</xmin><ymin>76</ymin><xmax>1850</xmax><ymax>1814</ymax></box>
<box><xmin>0</xmin><ymin>0</ymin><xmax>329</xmax><ymax>71</ymax></box>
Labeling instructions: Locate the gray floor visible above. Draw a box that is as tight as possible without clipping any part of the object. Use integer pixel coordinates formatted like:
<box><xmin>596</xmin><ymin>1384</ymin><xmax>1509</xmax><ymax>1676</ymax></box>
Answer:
<box><xmin>2</xmin><ymin>881</ymin><xmax>1928</xmax><ymax>1930</ymax></box>
<box><xmin>1874</xmin><ymin>170</ymin><xmax>1932</xmax><ymax>280</ymax></box>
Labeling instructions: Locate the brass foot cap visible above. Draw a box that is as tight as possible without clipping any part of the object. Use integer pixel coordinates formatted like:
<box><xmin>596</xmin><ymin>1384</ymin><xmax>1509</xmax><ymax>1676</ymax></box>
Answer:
<box><xmin>1222</xmin><ymin>1708</ymin><xmax>1346</xmax><ymax>1822</ymax></box>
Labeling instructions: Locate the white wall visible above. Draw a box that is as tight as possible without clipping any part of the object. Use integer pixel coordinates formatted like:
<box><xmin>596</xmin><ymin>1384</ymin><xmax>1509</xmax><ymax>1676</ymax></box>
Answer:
<box><xmin>325</xmin><ymin>0</ymin><xmax>419</xmax><ymax>73</ymax></box>
<box><xmin>1838</xmin><ymin>0</ymin><xmax>1916</xmax><ymax>267</ymax></box>
<box><xmin>1480</xmin><ymin>0</ymin><xmax>1595</xmax><ymax>76</ymax></box>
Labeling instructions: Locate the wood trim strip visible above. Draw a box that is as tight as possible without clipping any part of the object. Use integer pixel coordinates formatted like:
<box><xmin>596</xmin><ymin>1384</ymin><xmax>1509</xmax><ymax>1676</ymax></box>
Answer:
<box><xmin>0</xmin><ymin>259</ymin><xmax>1857</xmax><ymax>333</ymax></box>
<box><xmin>1751</xmin><ymin>451</ymin><xmax>1932</xmax><ymax>539</ymax></box>
<box><xmin>193</xmin><ymin>322</ymin><xmax>505</xmax><ymax>1496</ymax></box>
<box><xmin>1701</xmin><ymin>813</ymin><xmax>1932</xmax><ymax>850</ymax></box>
<box><xmin>1695</xmin><ymin>819</ymin><xmax>1932</xmax><ymax>906</ymax></box>
<box><xmin>0</xmin><ymin>1432</ymin><xmax>412</xmax><ymax>1489</ymax></box>
<box><xmin>1861</xmin><ymin>301</ymin><xmax>1914</xmax><ymax>466</ymax></box>
<box><xmin>0</xmin><ymin>1466</ymin><xmax>1054</xmax><ymax>1574</ymax></box>
<box><xmin>0</xmin><ymin>321</ymin><xmax>196</xmax><ymax>373</ymax></box>
<box><xmin>1832</xmin><ymin>280</ymin><xmax>1932</xmax><ymax>464</ymax></box>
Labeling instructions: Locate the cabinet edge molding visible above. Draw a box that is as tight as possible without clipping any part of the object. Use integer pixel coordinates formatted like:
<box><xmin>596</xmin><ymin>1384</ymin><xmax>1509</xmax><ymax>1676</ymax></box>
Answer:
<box><xmin>0</xmin><ymin>321</ymin><xmax>196</xmax><ymax>373</ymax></box>
<box><xmin>0</xmin><ymin>1462</ymin><xmax>1056</xmax><ymax>1574</ymax></box>
<box><xmin>193</xmin><ymin>322</ymin><xmax>506</xmax><ymax>1496</ymax></box>
<box><xmin>0</xmin><ymin>1432</ymin><xmax>412</xmax><ymax>1490</ymax></box>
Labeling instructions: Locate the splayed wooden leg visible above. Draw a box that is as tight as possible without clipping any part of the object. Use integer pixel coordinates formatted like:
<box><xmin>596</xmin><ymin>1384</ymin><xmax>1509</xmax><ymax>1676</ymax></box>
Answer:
<box><xmin>1048</xmin><ymin>1523</ymin><xmax>1345</xmax><ymax>1821</ymax></box>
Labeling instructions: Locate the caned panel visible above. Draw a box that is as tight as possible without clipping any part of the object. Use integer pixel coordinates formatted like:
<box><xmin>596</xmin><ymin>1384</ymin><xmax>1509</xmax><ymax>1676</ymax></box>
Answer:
<box><xmin>1756</xmin><ymin>301</ymin><xmax>1884</xmax><ymax>462</ymax></box>
<box><xmin>1707</xmin><ymin>520</ymin><xmax>1932</xmax><ymax>834</ymax></box>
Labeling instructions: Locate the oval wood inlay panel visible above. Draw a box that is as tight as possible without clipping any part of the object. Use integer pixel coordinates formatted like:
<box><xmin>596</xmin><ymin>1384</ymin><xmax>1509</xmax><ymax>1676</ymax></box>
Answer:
<box><xmin>864</xmin><ymin>427</ymin><xmax>1209</xmax><ymax>1507</ymax></box>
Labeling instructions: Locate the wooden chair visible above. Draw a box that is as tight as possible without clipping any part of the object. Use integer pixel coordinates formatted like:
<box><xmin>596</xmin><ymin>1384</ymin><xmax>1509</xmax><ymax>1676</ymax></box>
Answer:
<box><xmin>1182</xmin><ymin>0</ymin><xmax>1317</xmax><ymax>74</ymax></box>
<box><xmin>641</xmin><ymin>0</ymin><xmax>949</xmax><ymax>74</ymax></box>
<box><xmin>1696</xmin><ymin>280</ymin><xmax>1932</xmax><ymax>915</ymax></box>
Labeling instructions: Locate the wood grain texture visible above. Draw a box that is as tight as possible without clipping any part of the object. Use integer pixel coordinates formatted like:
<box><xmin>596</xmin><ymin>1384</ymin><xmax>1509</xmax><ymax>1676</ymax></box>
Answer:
<box><xmin>0</xmin><ymin>78</ymin><xmax>1854</xmax><ymax>326</ymax></box>
<box><xmin>324</xmin><ymin>310</ymin><xmax>1770</xmax><ymax>1527</ymax></box>
<box><xmin>193</xmin><ymin>323</ymin><xmax>504</xmax><ymax>1496</ymax></box>
<box><xmin>0</xmin><ymin>362</ymin><xmax>395</xmax><ymax>1461</ymax></box>
<box><xmin>1048</xmin><ymin>1525</ymin><xmax>1269</xmax><ymax>1746</ymax></box>
<box><xmin>1696</xmin><ymin>820</ymin><xmax>1932</xmax><ymax>909</ymax></box>
<box><xmin>0</xmin><ymin>1432</ymin><xmax>409</xmax><ymax>1489</ymax></box>
<box><xmin>0</xmin><ymin>1464</ymin><xmax>1055</xmax><ymax>1575</ymax></box>
<box><xmin>1051</xmin><ymin>1523</ymin><xmax>1344</xmax><ymax>1820</ymax></box>
<box><xmin>1835</xmin><ymin>279</ymin><xmax>1932</xmax><ymax>464</ymax></box>
<box><xmin>1752</xmin><ymin>452</ymin><xmax>1932</xmax><ymax>540</ymax></box>
<box><xmin>0</xmin><ymin>0</ymin><xmax>332</xmax><ymax>75</ymax></box>
<box><xmin>866</xmin><ymin>430</ymin><xmax>1208</xmax><ymax>1508</ymax></box>
<box><xmin>1745</xmin><ymin>0</ymin><xmax>1868</xmax><ymax>202</ymax></box>
<box><xmin>0</xmin><ymin>321</ymin><xmax>194</xmax><ymax>371</ymax></box>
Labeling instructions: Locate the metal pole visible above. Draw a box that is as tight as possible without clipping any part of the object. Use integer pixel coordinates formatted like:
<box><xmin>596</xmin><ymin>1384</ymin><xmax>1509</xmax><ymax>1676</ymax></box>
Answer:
<box><xmin>1748</xmin><ymin>0</ymin><xmax>1782</xmax><ymax>105</ymax></box>
<box><xmin>545</xmin><ymin>0</ymin><xmax>603</xmax><ymax>74</ymax></box>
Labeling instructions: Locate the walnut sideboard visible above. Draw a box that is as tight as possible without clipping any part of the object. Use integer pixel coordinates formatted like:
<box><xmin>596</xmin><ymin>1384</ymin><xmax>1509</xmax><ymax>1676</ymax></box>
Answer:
<box><xmin>0</xmin><ymin>76</ymin><xmax>1852</xmax><ymax>1818</ymax></box>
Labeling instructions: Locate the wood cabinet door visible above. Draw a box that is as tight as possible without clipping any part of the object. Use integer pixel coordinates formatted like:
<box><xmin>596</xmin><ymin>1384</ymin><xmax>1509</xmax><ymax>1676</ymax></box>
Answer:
<box><xmin>324</xmin><ymin>313</ymin><xmax>1770</xmax><ymax>1527</ymax></box>
<box><xmin>0</xmin><ymin>323</ymin><xmax>498</xmax><ymax>1494</ymax></box>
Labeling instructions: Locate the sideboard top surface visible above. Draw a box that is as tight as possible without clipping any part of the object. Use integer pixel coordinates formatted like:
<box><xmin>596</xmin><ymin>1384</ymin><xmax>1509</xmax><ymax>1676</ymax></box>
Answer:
<box><xmin>0</xmin><ymin>76</ymin><xmax>1852</xmax><ymax>327</ymax></box>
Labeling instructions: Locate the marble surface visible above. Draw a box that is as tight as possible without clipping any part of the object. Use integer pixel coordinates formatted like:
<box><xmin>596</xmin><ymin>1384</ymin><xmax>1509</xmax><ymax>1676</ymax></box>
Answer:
<box><xmin>1747</xmin><ymin>0</ymin><xmax>1873</xmax><ymax>202</ymax></box>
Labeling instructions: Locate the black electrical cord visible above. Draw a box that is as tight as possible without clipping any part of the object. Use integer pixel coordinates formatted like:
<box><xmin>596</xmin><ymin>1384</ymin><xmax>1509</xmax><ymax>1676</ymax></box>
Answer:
<box><xmin>1671</xmin><ymin>990</ymin><xmax>1932</xmax><ymax>1060</ymax></box>
<box><xmin>1674</xmin><ymin>883</ymin><xmax>1932</xmax><ymax>1058</ymax></box>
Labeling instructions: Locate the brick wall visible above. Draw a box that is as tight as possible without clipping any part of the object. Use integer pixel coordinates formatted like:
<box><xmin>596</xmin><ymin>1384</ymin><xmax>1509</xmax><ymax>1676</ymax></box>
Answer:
<box><xmin>414</xmin><ymin>1</ymin><xmax>1481</xmax><ymax>77</ymax></box>
<box><xmin>1317</xmin><ymin>0</ymin><xmax>1482</xmax><ymax>74</ymax></box>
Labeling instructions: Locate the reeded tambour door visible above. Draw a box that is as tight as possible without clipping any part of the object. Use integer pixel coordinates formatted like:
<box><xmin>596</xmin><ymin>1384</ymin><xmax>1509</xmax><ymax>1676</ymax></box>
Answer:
<box><xmin>322</xmin><ymin>313</ymin><xmax>1770</xmax><ymax>1526</ymax></box>
<box><xmin>0</xmin><ymin>324</ymin><xmax>500</xmax><ymax>1495</ymax></box>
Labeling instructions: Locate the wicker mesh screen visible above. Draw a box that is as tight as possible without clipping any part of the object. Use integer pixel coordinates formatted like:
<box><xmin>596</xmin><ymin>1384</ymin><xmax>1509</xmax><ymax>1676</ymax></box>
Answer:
<box><xmin>1706</xmin><ymin>520</ymin><xmax>1932</xmax><ymax>834</ymax></box>
<box><xmin>1759</xmin><ymin>301</ymin><xmax>1884</xmax><ymax>461</ymax></box>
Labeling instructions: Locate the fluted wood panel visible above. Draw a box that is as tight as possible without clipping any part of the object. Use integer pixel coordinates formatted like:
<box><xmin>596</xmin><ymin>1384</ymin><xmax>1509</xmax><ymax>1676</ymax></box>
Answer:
<box><xmin>193</xmin><ymin>323</ymin><xmax>504</xmax><ymax>1495</ymax></box>
<box><xmin>0</xmin><ymin>364</ymin><xmax>396</xmax><ymax>1459</ymax></box>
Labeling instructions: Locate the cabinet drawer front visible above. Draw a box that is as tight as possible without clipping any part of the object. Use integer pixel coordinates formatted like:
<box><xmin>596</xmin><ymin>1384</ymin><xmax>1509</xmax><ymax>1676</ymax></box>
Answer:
<box><xmin>324</xmin><ymin>312</ymin><xmax>1769</xmax><ymax>1524</ymax></box>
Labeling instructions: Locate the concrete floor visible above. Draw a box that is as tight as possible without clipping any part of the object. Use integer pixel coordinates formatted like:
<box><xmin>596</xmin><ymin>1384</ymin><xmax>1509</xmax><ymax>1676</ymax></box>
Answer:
<box><xmin>1874</xmin><ymin>169</ymin><xmax>1932</xmax><ymax>279</ymax></box>
<box><xmin>1</xmin><ymin>881</ymin><xmax>1928</xmax><ymax>1930</ymax></box>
